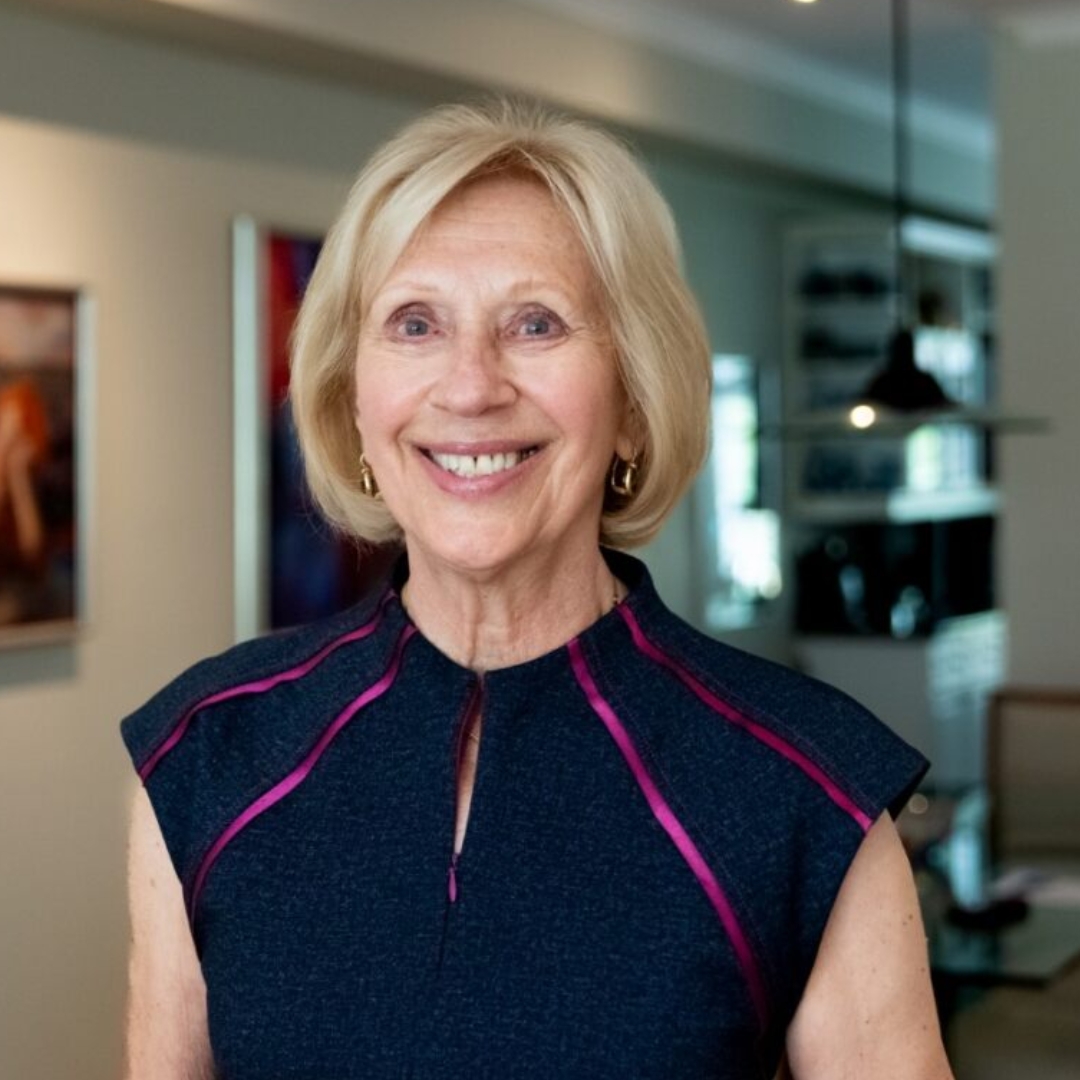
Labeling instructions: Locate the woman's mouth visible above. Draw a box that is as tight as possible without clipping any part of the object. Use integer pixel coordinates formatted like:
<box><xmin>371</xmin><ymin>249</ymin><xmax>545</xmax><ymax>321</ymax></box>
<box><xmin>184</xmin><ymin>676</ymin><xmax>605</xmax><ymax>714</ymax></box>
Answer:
<box><xmin>424</xmin><ymin>447</ymin><xmax>540</xmax><ymax>478</ymax></box>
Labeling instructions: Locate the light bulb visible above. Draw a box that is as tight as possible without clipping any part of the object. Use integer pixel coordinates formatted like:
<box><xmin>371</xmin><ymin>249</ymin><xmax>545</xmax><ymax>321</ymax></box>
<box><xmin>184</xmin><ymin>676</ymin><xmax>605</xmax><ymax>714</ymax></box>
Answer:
<box><xmin>849</xmin><ymin>404</ymin><xmax>877</xmax><ymax>429</ymax></box>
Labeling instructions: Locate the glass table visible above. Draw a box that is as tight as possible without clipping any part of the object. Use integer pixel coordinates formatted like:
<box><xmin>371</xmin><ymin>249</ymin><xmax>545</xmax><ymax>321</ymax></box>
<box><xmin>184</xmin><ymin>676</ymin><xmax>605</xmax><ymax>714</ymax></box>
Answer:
<box><xmin>930</xmin><ymin>903</ymin><xmax>1080</xmax><ymax>986</ymax></box>
<box><xmin>901</xmin><ymin>786</ymin><xmax>1080</xmax><ymax>1038</ymax></box>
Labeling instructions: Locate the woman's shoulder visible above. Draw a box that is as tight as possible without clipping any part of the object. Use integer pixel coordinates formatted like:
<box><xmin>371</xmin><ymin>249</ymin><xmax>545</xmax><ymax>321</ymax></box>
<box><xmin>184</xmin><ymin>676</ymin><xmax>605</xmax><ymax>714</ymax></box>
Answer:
<box><xmin>120</xmin><ymin>586</ymin><xmax>394</xmax><ymax>775</ymax></box>
<box><xmin>646</xmin><ymin>607</ymin><xmax>873</xmax><ymax>731</ymax></box>
<box><xmin>619</xmin><ymin>582</ymin><xmax>928</xmax><ymax>826</ymax></box>
<box><xmin>614</xmin><ymin>581</ymin><xmax>931</xmax><ymax>1036</ymax></box>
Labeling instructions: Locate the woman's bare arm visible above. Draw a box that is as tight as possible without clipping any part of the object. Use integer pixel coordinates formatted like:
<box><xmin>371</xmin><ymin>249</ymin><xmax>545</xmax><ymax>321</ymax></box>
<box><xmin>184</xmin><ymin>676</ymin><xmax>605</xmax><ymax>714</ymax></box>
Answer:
<box><xmin>784</xmin><ymin>811</ymin><xmax>953</xmax><ymax>1080</ymax></box>
<box><xmin>125</xmin><ymin>785</ymin><xmax>214</xmax><ymax>1080</ymax></box>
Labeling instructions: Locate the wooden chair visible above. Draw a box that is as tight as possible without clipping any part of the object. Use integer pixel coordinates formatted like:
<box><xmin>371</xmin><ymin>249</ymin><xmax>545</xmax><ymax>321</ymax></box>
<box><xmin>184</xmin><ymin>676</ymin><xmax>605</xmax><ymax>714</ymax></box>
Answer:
<box><xmin>987</xmin><ymin>686</ymin><xmax>1080</xmax><ymax>870</ymax></box>
<box><xmin>948</xmin><ymin>686</ymin><xmax>1080</xmax><ymax>1079</ymax></box>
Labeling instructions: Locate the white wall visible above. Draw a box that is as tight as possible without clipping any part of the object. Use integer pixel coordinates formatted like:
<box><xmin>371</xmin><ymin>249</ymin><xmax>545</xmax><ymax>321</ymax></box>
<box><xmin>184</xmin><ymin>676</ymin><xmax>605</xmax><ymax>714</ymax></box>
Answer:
<box><xmin>22</xmin><ymin>0</ymin><xmax>993</xmax><ymax>218</ymax></box>
<box><xmin>996</xmin><ymin>25</ymin><xmax>1080</xmax><ymax>686</ymax></box>
<box><xmin>0</xmin><ymin>11</ymin><xmax>419</xmax><ymax>1077</ymax></box>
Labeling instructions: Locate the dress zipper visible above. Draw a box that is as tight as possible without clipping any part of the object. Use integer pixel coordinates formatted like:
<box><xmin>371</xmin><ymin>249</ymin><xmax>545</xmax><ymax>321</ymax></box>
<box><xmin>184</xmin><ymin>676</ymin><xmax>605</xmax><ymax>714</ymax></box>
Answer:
<box><xmin>447</xmin><ymin>675</ymin><xmax>484</xmax><ymax>904</ymax></box>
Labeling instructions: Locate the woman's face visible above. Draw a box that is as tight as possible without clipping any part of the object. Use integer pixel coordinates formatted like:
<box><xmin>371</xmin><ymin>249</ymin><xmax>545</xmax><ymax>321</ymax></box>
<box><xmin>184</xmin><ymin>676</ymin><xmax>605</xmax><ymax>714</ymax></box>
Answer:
<box><xmin>354</xmin><ymin>173</ymin><xmax>633</xmax><ymax>579</ymax></box>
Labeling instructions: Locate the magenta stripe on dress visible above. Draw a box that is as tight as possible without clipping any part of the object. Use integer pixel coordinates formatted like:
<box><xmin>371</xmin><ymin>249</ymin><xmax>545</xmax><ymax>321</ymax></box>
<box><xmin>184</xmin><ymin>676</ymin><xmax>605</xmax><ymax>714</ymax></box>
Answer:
<box><xmin>187</xmin><ymin>624</ymin><xmax>416</xmax><ymax>924</ymax></box>
<box><xmin>617</xmin><ymin>605</ymin><xmax>873</xmax><ymax>833</ymax></box>
<box><xmin>567</xmin><ymin>639</ymin><xmax>769</xmax><ymax>1031</ymax></box>
<box><xmin>139</xmin><ymin>593</ymin><xmax>392</xmax><ymax>782</ymax></box>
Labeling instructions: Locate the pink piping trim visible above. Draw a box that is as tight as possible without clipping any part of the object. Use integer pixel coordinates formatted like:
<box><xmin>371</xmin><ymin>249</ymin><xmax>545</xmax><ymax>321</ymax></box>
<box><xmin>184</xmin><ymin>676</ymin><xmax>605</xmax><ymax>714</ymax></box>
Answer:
<box><xmin>138</xmin><ymin>593</ymin><xmax>392</xmax><ymax>782</ymax></box>
<box><xmin>617</xmin><ymin>605</ymin><xmax>873</xmax><ymax>833</ymax></box>
<box><xmin>568</xmin><ymin>639</ymin><xmax>769</xmax><ymax>1031</ymax></box>
<box><xmin>187</xmin><ymin>624</ymin><xmax>416</xmax><ymax>924</ymax></box>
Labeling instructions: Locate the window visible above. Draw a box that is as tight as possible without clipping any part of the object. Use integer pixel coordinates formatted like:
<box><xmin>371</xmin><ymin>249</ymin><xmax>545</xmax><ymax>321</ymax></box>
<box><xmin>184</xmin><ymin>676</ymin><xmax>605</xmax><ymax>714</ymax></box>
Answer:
<box><xmin>704</xmin><ymin>354</ymin><xmax>782</xmax><ymax>629</ymax></box>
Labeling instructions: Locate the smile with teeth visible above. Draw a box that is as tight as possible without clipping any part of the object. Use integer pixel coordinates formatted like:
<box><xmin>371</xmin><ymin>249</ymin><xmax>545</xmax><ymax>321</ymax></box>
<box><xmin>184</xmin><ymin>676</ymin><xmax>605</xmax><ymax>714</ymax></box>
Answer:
<box><xmin>426</xmin><ymin>447</ymin><xmax>539</xmax><ymax>478</ymax></box>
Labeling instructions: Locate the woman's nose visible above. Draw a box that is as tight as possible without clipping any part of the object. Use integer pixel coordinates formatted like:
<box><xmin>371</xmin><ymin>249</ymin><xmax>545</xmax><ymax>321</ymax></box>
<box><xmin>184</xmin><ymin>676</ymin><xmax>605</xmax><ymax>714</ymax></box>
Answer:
<box><xmin>431</xmin><ymin>330</ymin><xmax>517</xmax><ymax>416</ymax></box>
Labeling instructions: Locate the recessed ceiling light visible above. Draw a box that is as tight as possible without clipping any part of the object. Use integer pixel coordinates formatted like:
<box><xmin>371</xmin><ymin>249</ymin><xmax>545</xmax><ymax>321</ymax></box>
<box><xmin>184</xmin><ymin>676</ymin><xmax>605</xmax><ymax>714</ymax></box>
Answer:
<box><xmin>790</xmin><ymin>0</ymin><xmax>819</xmax><ymax>5</ymax></box>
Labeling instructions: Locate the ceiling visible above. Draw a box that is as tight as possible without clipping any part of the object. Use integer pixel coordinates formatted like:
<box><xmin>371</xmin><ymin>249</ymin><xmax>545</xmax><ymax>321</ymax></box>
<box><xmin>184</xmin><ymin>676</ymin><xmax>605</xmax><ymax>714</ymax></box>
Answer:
<box><xmin>523</xmin><ymin>0</ymin><xmax>1080</xmax><ymax>140</ymax></box>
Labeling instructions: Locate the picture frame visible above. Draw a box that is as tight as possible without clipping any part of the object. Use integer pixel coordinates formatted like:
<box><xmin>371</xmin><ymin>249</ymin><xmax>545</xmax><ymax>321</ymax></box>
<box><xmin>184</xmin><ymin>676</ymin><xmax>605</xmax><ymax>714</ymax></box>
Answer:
<box><xmin>0</xmin><ymin>283</ymin><xmax>93</xmax><ymax>647</ymax></box>
<box><xmin>232</xmin><ymin>217</ymin><xmax>391</xmax><ymax>642</ymax></box>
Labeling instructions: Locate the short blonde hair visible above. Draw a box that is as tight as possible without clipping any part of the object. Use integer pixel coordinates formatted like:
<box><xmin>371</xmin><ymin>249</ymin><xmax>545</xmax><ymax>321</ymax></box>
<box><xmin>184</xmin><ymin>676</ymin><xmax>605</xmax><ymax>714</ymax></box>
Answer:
<box><xmin>290</xmin><ymin>98</ymin><xmax>711</xmax><ymax>548</ymax></box>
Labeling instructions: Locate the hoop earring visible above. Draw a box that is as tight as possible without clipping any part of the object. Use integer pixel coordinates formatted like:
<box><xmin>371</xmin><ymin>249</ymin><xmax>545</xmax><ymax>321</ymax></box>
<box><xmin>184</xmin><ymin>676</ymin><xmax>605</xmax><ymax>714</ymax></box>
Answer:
<box><xmin>359</xmin><ymin>452</ymin><xmax>381</xmax><ymax>500</ymax></box>
<box><xmin>609</xmin><ymin>454</ymin><xmax>639</xmax><ymax>498</ymax></box>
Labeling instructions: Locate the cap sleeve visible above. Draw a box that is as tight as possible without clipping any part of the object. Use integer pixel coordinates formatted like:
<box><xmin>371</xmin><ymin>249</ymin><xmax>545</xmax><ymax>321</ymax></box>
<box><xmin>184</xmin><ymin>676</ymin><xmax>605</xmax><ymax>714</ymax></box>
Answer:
<box><xmin>780</xmin><ymin>683</ymin><xmax>930</xmax><ymax>1017</ymax></box>
<box><xmin>689</xmin><ymin>652</ymin><xmax>931</xmax><ymax>1044</ymax></box>
<box><xmin>119</xmin><ymin>665</ymin><xmax>222</xmax><ymax>895</ymax></box>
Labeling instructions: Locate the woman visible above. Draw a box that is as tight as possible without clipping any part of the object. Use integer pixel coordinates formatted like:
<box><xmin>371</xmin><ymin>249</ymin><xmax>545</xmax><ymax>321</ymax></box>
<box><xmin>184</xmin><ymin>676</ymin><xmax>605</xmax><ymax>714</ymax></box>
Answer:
<box><xmin>123</xmin><ymin>100</ymin><xmax>952</xmax><ymax>1079</ymax></box>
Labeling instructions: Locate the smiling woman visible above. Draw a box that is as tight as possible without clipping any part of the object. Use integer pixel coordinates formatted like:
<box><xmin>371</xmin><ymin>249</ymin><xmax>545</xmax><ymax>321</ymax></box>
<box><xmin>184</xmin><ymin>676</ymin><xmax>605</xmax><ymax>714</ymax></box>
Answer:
<box><xmin>290</xmin><ymin>101</ymin><xmax>710</xmax><ymax>556</ymax></box>
<box><xmin>120</xmin><ymin>99</ymin><xmax>951</xmax><ymax>1080</ymax></box>
<box><xmin>352</xmin><ymin>174</ymin><xmax>633</xmax><ymax>598</ymax></box>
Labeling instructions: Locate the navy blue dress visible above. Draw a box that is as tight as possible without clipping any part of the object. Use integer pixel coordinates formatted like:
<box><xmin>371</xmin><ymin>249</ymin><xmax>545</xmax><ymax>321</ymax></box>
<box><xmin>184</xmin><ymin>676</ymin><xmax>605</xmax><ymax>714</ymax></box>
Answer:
<box><xmin>121</xmin><ymin>550</ymin><xmax>928</xmax><ymax>1079</ymax></box>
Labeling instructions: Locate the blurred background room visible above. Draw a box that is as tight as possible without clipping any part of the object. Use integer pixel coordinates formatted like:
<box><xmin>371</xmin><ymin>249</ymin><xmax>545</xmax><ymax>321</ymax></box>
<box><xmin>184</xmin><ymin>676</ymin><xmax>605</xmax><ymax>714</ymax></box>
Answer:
<box><xmin>0</xmin><ymin>0</ymin><xmax>1077</xmax><ymax>1076</ymax></box>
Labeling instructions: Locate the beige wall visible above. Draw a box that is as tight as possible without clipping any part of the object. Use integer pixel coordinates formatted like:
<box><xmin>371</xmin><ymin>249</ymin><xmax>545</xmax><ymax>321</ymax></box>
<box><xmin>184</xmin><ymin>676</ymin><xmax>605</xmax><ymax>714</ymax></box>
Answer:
<box><xmin>19</xmin><ymin>0</ymin><xmax>993</xmax><ymax>218</ymax></box>
<box><xmin>0</xmin><ymin>117</ymin><xmax>411</xmax><ymax>1080</ymax></box>
<box><xmin>0</xmin><ymin>11</ymin><xmax>419</xmax><ymax>1076</ymax></box>
<box><xmin>996</xmin><ymin>26</ymin><xmax>1080</xmax><ymax>687</ymax></box>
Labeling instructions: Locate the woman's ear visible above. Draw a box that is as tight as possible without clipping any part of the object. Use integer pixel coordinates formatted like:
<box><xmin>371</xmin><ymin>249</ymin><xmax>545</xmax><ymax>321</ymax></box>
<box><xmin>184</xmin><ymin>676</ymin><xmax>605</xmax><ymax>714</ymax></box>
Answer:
<box><xmin>615</xmin><ymin>400</ymin><xmax>642</xmax><ymax>462</ymax></box>
<box><xmin>353</xmin><ymin>402</ymin><xmax>365</xmax><ymax>443</ymax></box>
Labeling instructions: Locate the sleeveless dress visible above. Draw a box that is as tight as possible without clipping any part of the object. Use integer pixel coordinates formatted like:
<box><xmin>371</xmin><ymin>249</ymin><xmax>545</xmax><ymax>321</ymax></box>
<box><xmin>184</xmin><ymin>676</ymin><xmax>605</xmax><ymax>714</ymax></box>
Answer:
<box><xmin>120</xmin><ymin>550</ymin><xmax>928</xmax><ymax>1079</ymax></box>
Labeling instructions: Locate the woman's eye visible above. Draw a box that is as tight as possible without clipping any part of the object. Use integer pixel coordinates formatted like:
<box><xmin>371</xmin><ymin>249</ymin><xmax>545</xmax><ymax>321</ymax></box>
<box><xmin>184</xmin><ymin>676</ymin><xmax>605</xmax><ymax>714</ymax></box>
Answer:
<box><xmin>389</xmin><ymin>308</ymin><xmax>434</xmax><ymax>339</ymax></box>
<box><xmin>517</xmin><ymin>310</ymin><xmax>564</xmax><ymax>338</ymax></box>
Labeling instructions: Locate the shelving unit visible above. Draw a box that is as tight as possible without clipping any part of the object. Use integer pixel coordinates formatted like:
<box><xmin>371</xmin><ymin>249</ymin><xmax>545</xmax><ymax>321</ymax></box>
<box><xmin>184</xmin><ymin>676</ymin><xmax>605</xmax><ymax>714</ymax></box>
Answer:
<box><xmin>782</xmin><ymin>216</ymin><xmax>997</xmax><ymax>518</ymax></box>
<box><xmin>781</xmin><ymin>217</ymin><xmax>1005</xmax><ymax>787</ymax></box>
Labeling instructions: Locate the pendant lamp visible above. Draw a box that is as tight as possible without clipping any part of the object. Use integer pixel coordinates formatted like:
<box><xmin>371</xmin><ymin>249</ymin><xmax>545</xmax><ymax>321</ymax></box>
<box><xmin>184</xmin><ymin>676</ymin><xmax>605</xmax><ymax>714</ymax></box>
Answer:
<box><xmin>857</xmin><ymin>0</ymin><xmax>956</xmax><ymax>413</ymax></box>
<box><xmin>762</xmin><ymin>0</ymin><xmax>1048</xmax><ymax>442</ymax></box>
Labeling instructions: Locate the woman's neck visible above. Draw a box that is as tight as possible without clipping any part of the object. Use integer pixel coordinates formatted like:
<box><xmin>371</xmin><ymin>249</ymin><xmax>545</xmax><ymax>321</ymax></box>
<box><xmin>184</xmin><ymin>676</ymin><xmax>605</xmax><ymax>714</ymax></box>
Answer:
<box><xmin>398</xmin><ymin>544</ymin><xmax>623</xmax><ymax>672</ymax></box>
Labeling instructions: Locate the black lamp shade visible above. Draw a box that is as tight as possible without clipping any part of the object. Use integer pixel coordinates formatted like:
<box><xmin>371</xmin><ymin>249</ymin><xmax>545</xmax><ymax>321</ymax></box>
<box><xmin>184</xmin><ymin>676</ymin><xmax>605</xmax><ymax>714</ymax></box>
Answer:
<box><xmin>858</xmin><ymin>329</ymin><xmax>956</xmax><ymax>412</ymax></box>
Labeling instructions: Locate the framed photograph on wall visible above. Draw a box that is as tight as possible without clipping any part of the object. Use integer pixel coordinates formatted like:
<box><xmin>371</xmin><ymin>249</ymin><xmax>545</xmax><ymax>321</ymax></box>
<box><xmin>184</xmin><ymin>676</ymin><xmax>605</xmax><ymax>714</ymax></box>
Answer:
<box><xmin>232</xmin><ymin>218</ymin><xmax>394</xmax><ymax>642</ymax></box>
<box><xmin>0</xmin><ymin>284</ymin><xmax>91</xmax><ymax>646</ymax></box>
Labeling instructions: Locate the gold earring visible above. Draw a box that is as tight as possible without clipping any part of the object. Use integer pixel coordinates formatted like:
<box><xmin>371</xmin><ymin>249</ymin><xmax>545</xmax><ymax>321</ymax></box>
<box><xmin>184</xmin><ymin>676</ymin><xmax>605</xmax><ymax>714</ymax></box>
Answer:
<box><xmin>359</xmin><ymin>452</ymin><xmax>381</xmax><ymax>500</ymax></box>
<box><xmin>610</xmin><ymin>454</ymin><xmax>639</xmax><ymax>497</ymax></box>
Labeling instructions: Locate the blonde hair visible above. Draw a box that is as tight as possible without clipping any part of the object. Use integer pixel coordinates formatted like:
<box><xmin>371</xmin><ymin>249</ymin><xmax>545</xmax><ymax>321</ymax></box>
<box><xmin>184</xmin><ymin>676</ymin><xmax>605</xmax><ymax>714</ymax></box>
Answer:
<box><xmin>290</xmin><ymin>98</ymin><xmax>711</xmax><ymax>548</ymax></box>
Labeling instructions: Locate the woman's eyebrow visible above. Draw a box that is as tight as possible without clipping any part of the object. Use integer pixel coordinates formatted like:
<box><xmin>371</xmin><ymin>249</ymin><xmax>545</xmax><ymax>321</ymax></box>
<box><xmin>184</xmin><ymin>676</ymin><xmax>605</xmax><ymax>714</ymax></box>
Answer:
<box><xmin>373</xmin><ymin>291</ymin><xmax>591</xmax><ymax>325</ymax></box>
<box><xmin>373</xmin><ymin>280</ymin><xmax>443</xmax><ymax>301</ymax></box>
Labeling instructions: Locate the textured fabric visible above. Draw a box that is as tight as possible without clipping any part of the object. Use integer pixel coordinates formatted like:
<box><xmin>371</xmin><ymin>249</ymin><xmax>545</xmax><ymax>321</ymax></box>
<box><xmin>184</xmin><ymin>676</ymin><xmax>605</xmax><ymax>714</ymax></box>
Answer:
<box><xmin>120</xmin><ymin>550</ymin><xmax>929</xmax><ymax>1080</ymax></box>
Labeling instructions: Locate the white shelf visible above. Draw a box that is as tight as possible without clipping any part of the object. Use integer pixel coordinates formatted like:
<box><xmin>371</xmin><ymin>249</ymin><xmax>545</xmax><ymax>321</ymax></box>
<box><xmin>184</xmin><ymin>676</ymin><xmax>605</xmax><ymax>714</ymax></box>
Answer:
<box><xmin>791</xmin><ymin>486</ymin><xmax>1000</xmax><ymax>525</ymax></box>
<box><xmin>767</xmin><ymin>407</ymin><xmax>1047</xmax><ymax>440</ymax></box>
